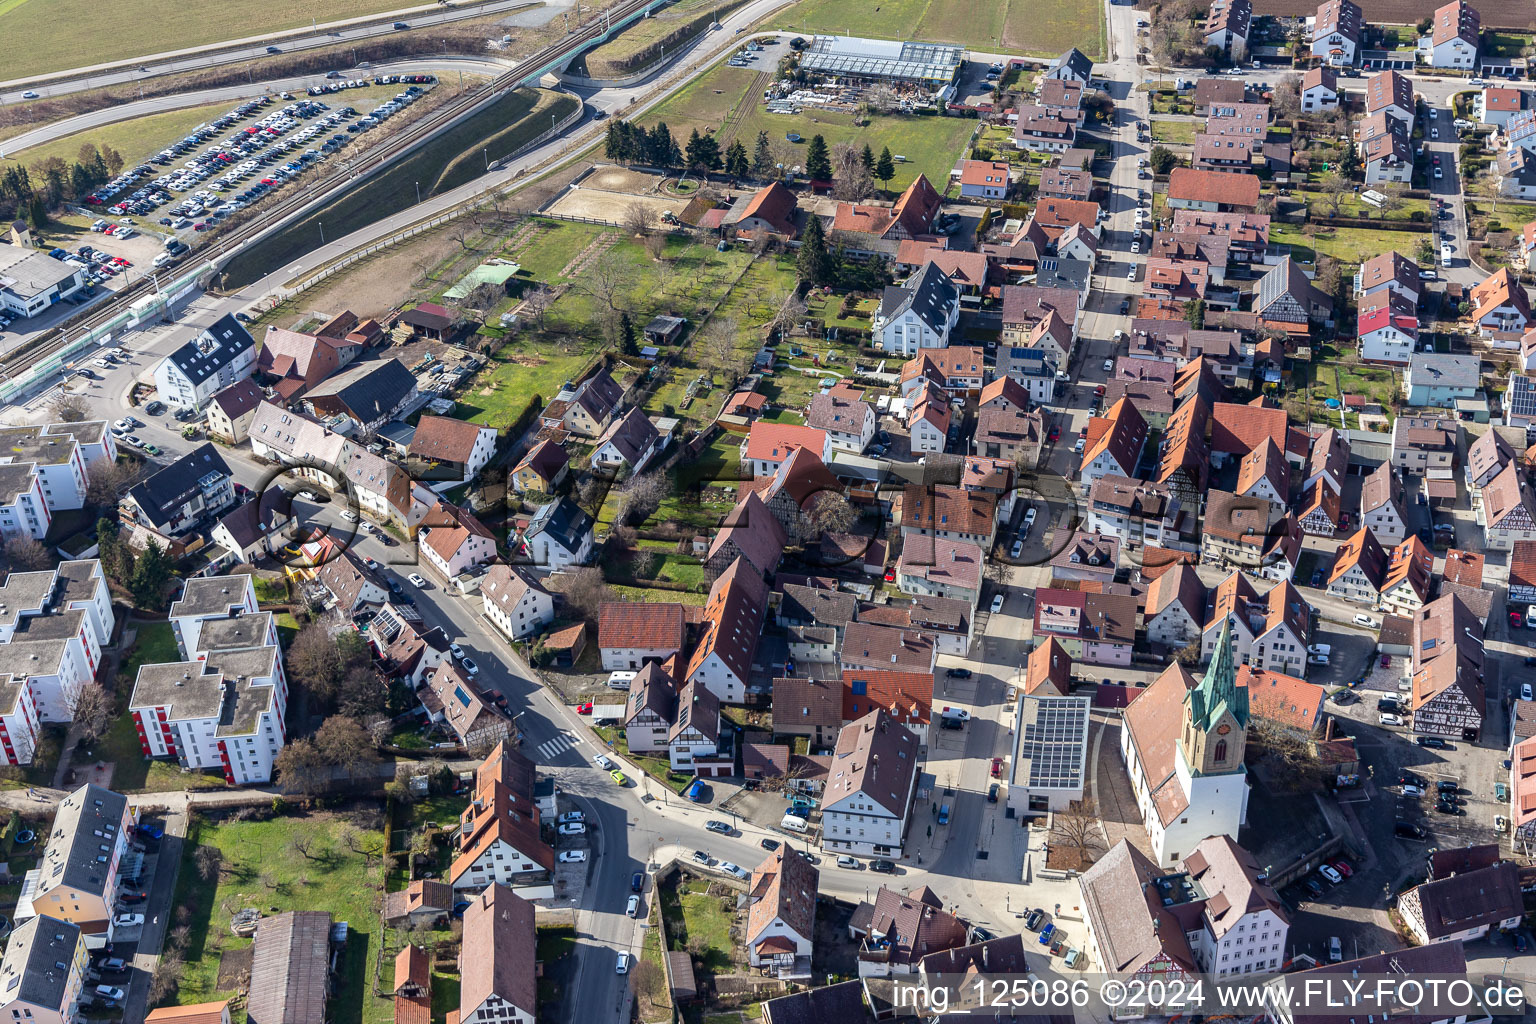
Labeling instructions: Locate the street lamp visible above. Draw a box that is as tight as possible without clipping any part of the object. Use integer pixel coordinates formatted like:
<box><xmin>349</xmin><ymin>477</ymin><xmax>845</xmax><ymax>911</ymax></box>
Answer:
<box><xmin>318</xmin><ymin>221</ymin><xmax>325</xmax><ymax>243</ymax></box>
<box><xmin>415</xmin><ymin>181</ymin><xmax>422</xmax><ymax>205</ymax></box>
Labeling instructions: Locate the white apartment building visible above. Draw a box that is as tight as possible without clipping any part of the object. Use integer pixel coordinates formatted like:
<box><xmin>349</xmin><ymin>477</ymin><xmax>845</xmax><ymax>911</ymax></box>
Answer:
<box><xmin>152</xmin><ymin>314</ymin><xmax>257</xmax><ymax>411</ymax></box>
<box><xmin>819</xmin><ymin>711</ymin><xmax>919</xmax><ymax>859</ymax></box>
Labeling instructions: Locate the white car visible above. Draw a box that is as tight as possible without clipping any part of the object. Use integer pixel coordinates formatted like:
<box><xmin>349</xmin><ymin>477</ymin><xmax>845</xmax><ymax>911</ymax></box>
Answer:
<box><xmin>594</xmin><ymin>754</ymin><xmax>615</xmax><ymax>770</ymax></box>
<box><xmin>615</xmin><ymin>952</ymin><xmax>630</xmax><ymax>974</ymax></box>
<box><xmin>1023</xmin><ymin>508</ymin><xmax>1037</xmax><ymax>530</ymax></box>
<box><xmin>942</xmin><ymin>708</ymin><xmax>971</xmax><ymax>721</ymax></box>
<box><xmin>991</xmin><ymin>593</ymin><xmax>1005</xmax><ymax>614</ymax></box>
<box><xmin>1126</xmin><ymin>264</ymin><xmax>1137</xmax><ymax>279</ymax></box>
<box><xmin>407</xmin><ymin>573</ymin><xmax>428</xmax><ymax>587</ymax></box>
<box><xmin>359</xmin><ymin>521</ymin><xmax>376</xmax><ymax>534</ymax></box>
<box><xmin>1353</xmin><ymin>614</ymin><xmax>1378</xmax><ymax>628</ymax></box>
<box><xmin>1072</xmin><ymin>437</ymin><xmax>1086</xmax><ymax>453</ymax></box>
<box><xmin>558</xmin><ymin>822</ymin><xmax>586</xmax><ymax>836</ymax></box>
<box><xmin>460</xmin><ymin>658</ymin><xmax>479</xmax><ymax>677</ymax></box>
<box><xmin>1102</xmin><ymin>358</ymin><xmax>1114</xmax><ymax>372</ymax></box>
<box><xmin>1130</xmin><ymin>240</ymin><xmax>1140</xmax><ymax>254</ymax></box>
<box><xmin>558</xmin><ymin>850</ymin><xmax>588</xmax><ymax>863</ymax></box>
<box><xmin>112</xmin><ymin>913</ymin><xmax>144</xmax><ymax>929</ymax></box>
<box><xmin>296</xmin><ymin>490</ymin><xmax>319</xmax><ymax>501</ymax></box>
<box><xmin>1010</xmin><ymin>539</ymin><xmax>1023</xmax><ymax>558</ymax></box>
<box><xmin>449</xmin><ymin>643</ymin><xmax>465</xmax><ymax>660</ymax></box>
<box><xmin>1379</xmin><ymin>713</ymin><xmax>1404</xmax><ymax>727</ymax></box>
<box><xmin>558</xmin><ymin>811</ymin><xmax>585</xmax><ymax>824</ymax></box>
<box><xmin>718</xmin><ymin>861</ymin><xmax>748</xmax><ymax>880</ymax></box>
<box><xmin>1430</xmin><ymin>128</ymin><xmax>1438</xmax><ymax>139</ymax></box>
<box><xmin>340</xmin><ymin>509</ymin><xmax>359</xmax><ymax>522</ymax></box>
<box><xmin>1318</xmin><ymin>865</ymin><xmax>1343</xmax><ymax>885</ymax></box>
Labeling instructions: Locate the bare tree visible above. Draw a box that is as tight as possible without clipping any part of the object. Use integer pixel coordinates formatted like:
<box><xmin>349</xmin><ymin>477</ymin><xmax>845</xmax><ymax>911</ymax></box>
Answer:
<box><xmin>149</xmin><ymin>956</ymin><xmax>184</xmax><ymax>1004</ymax></box>
<box><xmin>1048</xmin><ymin>798</ymin><xmax>1105</xmax><ymax>868</ymax></box>
<box><xmin>1377</xmin><ymin>182</ymin><xmax>1408</xmax><ymax>220</ymax></box>
<box><xmin>1270</xmin><ymin>74</ymin><xmax>1301</xmax><ymax>121</ymax></box>
<box><xmin>643</xmin><ymin>231</ymin><xmax>667</xmax><ymax>261</ymax></box>
<box><xmin>65</xmin><ymin>683</ymin><xmax>113</xmax><ymax>745</ymax></box>
<box><xmin>1318</xmin><ymin>171</ymin><xmax>1351</xmax><ymax>216</ymax></box>
<box><xmin>84</xmin><ymin>455</ymin><xmax>133</xmax><ymax>510</ymax></box>
<box><xmin>764</xmin><ymin>286</ymin><xmax>808</xmax><ymax>341</ymax></box>
<box><xmin>275</xmin><ymin>737</ymin><xmax>329</xmax><ymax>801</ymax></box>
<box><xmin>617</xmin><ymin>471</ymin><xmax>669</xmax><ymax>525</ymax></box>
<box><xmin>629</xmin><ymin>959</ymin><xmax>664</xmax><ymax>1003</ymax></box>
<box><xmin>831</xmin><ymin>141</ymin><xmax>875</xmax><ymax>201</ymax></box>
<box><xmin>519</xmin><ymin>284</ymin><xmax>555</xmax><ymax>332</ymax></box>
<box><xmin>51</xmin><ymin>392</ymin><xmax>90</xmax><ymax>423</ymax></box>
<box><xmin>2</xmin><ymin>536</ymin><xmax>52</xmax><ymax>572</ymax></box>
<box><xmin>289</xmin><ymin>834</ymin><xmax>317</xmax><ymax>860</ymax></box>
<box><xmin>623</xmin><ymin>202</ymin><xmax>651</xmax><ymax>238</ymax></box>
<box><xmin>697</xmin><ymin>316</ymin><xmax>744</xmax><ymax>383</ymax></box>
<box><xmin>575</xmin><ymin>252</ymin><xmax>629</xmax><ymax>345</ymax></box>
<box><xmin>803</xmin><ymin>491</ymin><xmax>857</xmax><ymax>536</ymax></box>
<box><xmin>313</xmin><ymin>715</ymin><xmax>381</xmax><ymax>778</ymax></box>
<box><xmin>194</xmin><ymin>845</ymin><xmax>222</xmax><ymax>882</ymax></box>
<box><xmin>560</xmin><ymin>566</ymin><xmax>615</xmax><ymax>620</ymax></box>
<box><xmin>1249</xmin><ymin>718</ymin><xmax>1329</xmax><ymax>792</ymax></box>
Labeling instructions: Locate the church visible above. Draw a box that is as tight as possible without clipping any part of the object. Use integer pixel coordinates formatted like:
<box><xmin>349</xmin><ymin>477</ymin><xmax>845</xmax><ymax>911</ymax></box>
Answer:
<box><xmin>1120</xmin><ymin>621</ymin><xmax>1251</xmax><ymax>866</ymax></box>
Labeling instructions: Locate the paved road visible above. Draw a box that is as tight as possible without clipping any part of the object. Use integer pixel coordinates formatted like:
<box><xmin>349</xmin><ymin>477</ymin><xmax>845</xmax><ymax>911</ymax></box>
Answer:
<box><xmin>0</xmin><ymin>57</ymin><xmax>511</xmax><ymax>159</ymax></box>
<box><xmin>0</xmin><ymin>0</ymin><xmax>557</xmax><ymax>102</ymax></box>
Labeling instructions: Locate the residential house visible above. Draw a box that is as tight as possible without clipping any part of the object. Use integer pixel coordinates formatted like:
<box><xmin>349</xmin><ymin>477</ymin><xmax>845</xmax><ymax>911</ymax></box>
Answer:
<box><xmin>820</xmin><ymin>710</ymin><xmax>920</xmax><ymax>859</ymax></box>
<box><xmin>1165</xmin><ymin>168</ymin><xmax>1260</xmax><ymax>213</ymax></box>
<box><xmin>456</xmin><ymin>886</ymin><xmax>537</xmax><ymax>1024</ymax></box>
<box><xmin>1201</xmin><ymin>571</ymin><xmax>1311</xmax><ymax>676</ymax></box>
<box><xmin>741</xmin><ymin>422</ymin><xmax>832</xmax><ymax>478</ymax></box>
<box><xmin>205</xmin><ymin>379</ymin><xmax>264</xmax><ymax>444</ymax></box>
<box><xmin>1478</xmin><ymin>86</ymin><xmax>1528</xmax><ymax>127</ymax></box>
<box><xmin>382</xmin><ymin>881</ymin><xmax>453</xmax><ymax>929</ymax></box>
<box><xmin>1050</xmin><ymin>530</ymin><xmax>1120</xmax><ymax>585</ymax></box>
<box><xmin>256</xmin><ymin>321</ymin><xmax>363</xmax><ymax>399</ymax></box>
<box><xmin>1038</xmin><ymin>165</ymin><xmax>1093</xmax><ymax>202</ymax></box>
<box><xmin>1482</xmin><ymin>463</ymin><xmax>1536</xmax><ymax>550</ymax></box>
<box><xmin>957</xmin><ymin>159</ymin><xmax>1011</xmax><ymax>200</ymax></box>
<box><xmin>1310</xmin><ymin>0</ymin><xmax>1363</xmax><ymax>65</ymax></box>
<box><xmin>806</xmin><ymin>390</ymin><xmax>876</xmax><ymax>454</ymax></box>
<box><xmin>1193</xmin><ymin>77</ymin><xmax>1248</xmax><ymax>115</ymax></box>
<box><xmin>772</xmin><ymin>675</ymin><xmax>843</xmax><ymax>748</ymax></box>
<box><xmin>1326</xmin><ymin>527</ymin><xmax>1388</xmax><ymax>605</ymax></box>
<box><xmin>667</xmin><ymin>678</ymin><xmax>723</xmax><ymax>772</ymax></box>
<box><xmin>1469</xmin><ymin>268</ymin><xmax>1533</xmax><ymax>340</ymax></box>
<box><xmin>480</xmin><ymin>565</ymin><xmax>554</xmax><ymax>642</ymax></box>
<box><xmin>753</xmin><ymin>445</ymin><xmax>845</xmax><ymax>542</ymax></box>
<box><xmin>1170</xmin><ymin>209</ymin><xmax>1271</xmax><ymax>264</ymax></box>
<box><xmin>1031</xmin><ymin>588</ymin><xmax>1138</xmax><ymax>666</ymax></box>
<box><xmin>153</xmin><ymin>314</ymin><xmax>256</xmax><ymax>411</ymax></box>
<box><xmin>850</xmin><ymin>884</ymin><xmax>970</xmax><ymax>978</ymax></box>
<box><xmin>1012</xmin><ymin>104</ymin><xmax>1077</xmax><ymax>152</ymax></box>
<box><xmin>625</xmin><ymin>662</ymin><xmax>679</xmax><ymax>754</ymax></box>
<box><xmin>1079</xmin><ymin>398</ymin><xmax>1148</xmax><ymax>492</ymax></box>
<box><xmin>1300</xmin><ymin>67</ymin><xmax>1339</xmax><ymax>111</ymax></box>
<box><xmin>898</xmin><ymin>485</ymin><xmax>998</xmax><ymax>549</ymax></box>
<box><xmin>838</xmin><ymin>622</ymin><xmax>936</xmax><ymax>676</ymax></box>
<box><xmin>1204</xmin><ymin>0</ymin><xmax>1251</xmax><ymax>52</ymax></box>
<box><xmin>1391</xmin><ymin>416</ymin><xmax>1458</xmax><ymax>474</ymax></box>
<box><xmin>705</xmin><ymin>491</ymin><xmax>786</xmax><ymax>580</ymax></box>
<box><xmin>316</xmin><ymin>551</ymin><xmax>389</xmax><ymax>616</ymax></box>
<box><xmin>974</xmin><ymin>404</ymin><xmax>1042</xmax><ymax>465</ymax></box>
<box><xmin>1364</xmin><ymin>69</ymin><xmax>1415</xmax><ymax>127</ymax></box>
<box><xmin>1146</xmin><ymin>564</ymin><xmax>1208</xmax><ymax>648</ymax></box>
<box><xmin>896</xmin><ymin>535</ymin><xmax>984</xmax><ymax>607</ymax></box>
<box><xmin>21</xmin><ymin>784</ymin><xmax>132</xmax><ymax>937</ymax></box>
<box><xmin>539</xmin><ymin>367</ymin><xmax>625</xmax><ymax>440</ymax></box>
<box><xmin>1406</xmin><ymin>353</ymin><xmax>1480</xmax><ymax>407</ymax></box>
<box><xmin>1359</xmin><ymin>461</ymin><xmax>1408</xmax><ymax>544</ymax></box>
<box><xmin>1192</xmin><ymin>133</ymin><xmax>1258</xmax><ymax>175</ymax></box>
<box><xmin>1466</xmin><ymin>427</ymin><xmax>1514</xmax><ymax>490</ymax></box>
<box><xmin>746</xmin><ymin>848</ymin><xmax>818</xmax><ymax>978</ymax></box>
<box><xmin>209</xmin><ymin>487</ymin><xmax>294</xmax><ymax>565</ymax></box>
<box><xmin>1234</xmin><ymin>437</ymin><xmax>1290</xmax><ymax>505</ymax></box>
<box><xmin>304</xmin><ymin>358</ymin><xmax>419</xmax><ymax>433</ymax></box>
<box><xmin>684</xmin><ymin>557</ymin><xmax>768</xmax><ymax>704</ymax></box>
<box><xmin>723</xmin><ymin>182</ymin><xmax>798</xmax><ymax>238</ymax></box>
<box><xmin>589</xmin><ymin>407</ymin><xmax>662</xmax><ymax>477</ymax></box>
<box><xmin>394</xmin><ymin>946</ymin><xmax>431</xmax><ymax>1024</ymax></box>
<box><xmin>119</xmin><ymin>443</ymin><xmax>236</xmax><ymax>550</ymax></box>
<box><xmin>830</xmin><ymin>176</ymin><xmax>942</xmax><ymax>247</ymax></box>
<box><xmin>1410</xmin><ymin>593</ymin><xmax>1485</xmax><ymax>740</ymax></box>
<box><xmin>908</xmin><ymin>385</ymin><xmax>950</xmax><ymax>454</ymax></box>
<box><xmin>1359</xmin><ymin>112</ymin><xmax>1413</xmax><ymax>184</ymax></box>
<box><xmin>1424</xmin><ymin>0</ymin><xmax>1479</xmax><ymax>69</ymax></box>
<box><xmin>1305</xmin><ymin>427</ymin><xmax>1350</xmax><ymax>495</ymax></box>
<box><xmin>1045</xmin><ymin>47</ymin><xmax>1093</xmax><ymax>84</ymax></box>
<box><xmin>1399</xmin><ymin>859</ymin><xmax>1521</xmax><ymax>944</ymax></box>
<box><xmin>1380</xmin><ymin>535</ymin><xmax>1434</xmax><ymax>615</ymax></box>
<box><xmin>599</xmin><ymin>603</ymin><xmax>686</xmax><ymax>671</ymax></box>
<box><xmin>1356</xmin><ymin>291</ymin><xmax>1419</xmax><ymax>365</ymax></box>
<box><xmin>0</xmin><ymin>915</ymin><xmax>87</xmax><ymax>1024</ymax></box>
<box><xmin>406</xmin><ymin>416</ymin><xmax>498</xmax><ymax>489</ymax></box>
<box><xmin>418</xmin><ymin>501</ymin><xmax>497</xmax><ymax>583</ymax></box>
<box><xmin>997</xmin><ymin>346</ymin><xmax>1059</xmax><ymax>403</ymax></box>
<box><xmin>1498</xmin><ymin>146</ymin><xmax>1536</xmax><ymax>199</ymax></box>
<box><xmin>841</xmin><ymin>667</ymin><xmax>933</xmax><ymax>741</ymax></box>
<box><xmin>1087</xmin><ymin>475</ymin><xmax>1184</xmax><ymax>548</ymax></box>
<box><xmin>1025</xmin><ymin>637</ymin><xmax>1073</xmax><ymax>697</ymax></box>
<box><xmin>1298</xmin><ymin>482</ymin><xmax>1344</xmax><ymax>537</ymax></box>
<box><xmin>518</xmin><ymin>497</ymin><xmax>593</xmax><ymax>568</ymax></box>
<box><xmin>1355</xmin><ymin>250</ymin><xmax>1422</xmax><ymax>306</ymax></box>
<box><xmin>450</xmin><ymin>744</ymin><xmax>552</xmax><ymax>897</ymax></box>
<box><xmin>428</xmin><ymin>661</ymin><xmax>513</xmax><ymax>751</ymax></box>
<box><xmin>1253</xmin><ymin>257</ymin><xmax>1333</xmax><ymax>332</ymax></box>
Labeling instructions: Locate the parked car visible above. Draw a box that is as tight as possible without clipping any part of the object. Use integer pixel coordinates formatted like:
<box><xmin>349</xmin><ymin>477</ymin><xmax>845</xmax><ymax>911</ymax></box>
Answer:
<box><xmin>704</xmin><ymin>820</ymin><xmax>733</xmax><ymax>835</ymax></box>
<box><xmin>870</xmin><ymin>859</ymin><xmax>896</xmax><ymax>873</ymax></box>
<box><xmin>558</xmin><ymin>850</ymin><xmax>588</xmax><ymax>863</ymax></box>
<box><xmin>1318</xmin><ymin>864</ymin><xmax>1343</xmax><ymax>885</ymax></box>
<box><xmin>594</xmin><ymin>754</ymin><xmax>614</xmax><ymax>770</ymax></box>
<box><xmin>111</xmin><ymin>914</ymin><xmax>143</xmax><ymax>929</ymax></box>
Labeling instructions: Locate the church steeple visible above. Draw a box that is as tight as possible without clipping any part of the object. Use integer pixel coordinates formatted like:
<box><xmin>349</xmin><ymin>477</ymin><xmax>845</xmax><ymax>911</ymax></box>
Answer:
<box><xmin>1180</xmin><ymin>620</ymin><xmax>1248</xmax><ymax>775</ymax></box>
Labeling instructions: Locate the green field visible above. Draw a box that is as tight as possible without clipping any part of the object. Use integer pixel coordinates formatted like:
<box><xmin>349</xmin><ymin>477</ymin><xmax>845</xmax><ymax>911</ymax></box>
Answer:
<box><xmin>170</xmin><ymin>811</ymin><xmax>392</xmax><ymax>1024</ymax></box>
<box><xmin>773</xmin><ymin>0</ymin><xmax>1103</xmax><ymax>57</ymax></box>
<box><xmin>641</xmin><ymin>60</ymin><xmax>977</xmax><ymax>194</ymax></box>
<box><xmin>1150</xmin><ymin>118</ymin><xmax>1197</xmax><ymax>145</ymax></box>
<box><xmin>1270</xmin><ymin>223</ymin><xmax>1427</xmax><ymax>269</ymax></box>
<box><xmin>583</xmin><ymin>0</ymin><xmax>749</xmax><ymax>76</ymax></box>
<box><xmin>0</xmin><ymin>0</ymin><xmax>438</xmax><ymax>81</ymax></box>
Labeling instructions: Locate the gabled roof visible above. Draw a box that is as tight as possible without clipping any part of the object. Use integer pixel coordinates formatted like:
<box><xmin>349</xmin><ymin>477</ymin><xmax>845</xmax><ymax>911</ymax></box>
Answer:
<box><xmin>670</xmin><ymin>676</ymin><xmax>720</xmax><ymax>744</ymax></box>
<box><xmin>1167</xmin><ymin>167</ymin><xmax>1260</xmax><ymax>208</ymax></box>
<box><xmin>840</xmin><ymin>622</ymin><xmax>936</xmax><ymax>673</ymax></box>
<box><xmin>1470</xmin><ymin>267</ymin><xmax>1533</xmax><ymax>326</ymax></box>
<box><xmin>1483</xmin><ymin>462</ymin><xmax>1536</xmax><ymax>529</ymax></box>
<box><xmin>827</xmin><ymin>710</ymin><xmax>920</xmax><ymax>817</ymax></box>
<box><xmin>1360</xmin><ymin>460</ymin><xmax>1405</xmax><ymax>520</ymax></box>
<box><xmin>841</xmin><ymin>667</ymin><xmax>933</xmax><ymax>726</ymax></box>
<box><xmin>163</xmin><ymin>314</ymin><xmax>254</xmax><ymax>386</ymax></box>
<box><xmin>744</xmin><ymin>422</ymin><xmax>828</xmax><ymax>465</ymax></box>
<box><xmin>247</xmin><ymin>910</ymin><xmax>332</xmax><ymax>1024</ymax></box>
<box><xmin>1358</xmin><ymin>250</ymin><xmax>1419</xmax><ymax>295</ymax></box>
<box><xmin>1313</xmin><ymin>0</ymin><xmax>1362</xmax><ymax>43</ymax></box>
<box><xmin>1430</xmin><ymin>0</ymin><xmax>1479</xmax><ymax>48</ymax></box>
<box><xmin>709</xmin><ymin>490</ymin><xmax>787</xmax><ymax>575</ymax></box>
<box><xmin>524</xmin><ymin>497</ymin><xmax>593</xmax><ymax>555</ymax></box>
<box><xmin>126</xmin><ymin>443</ymin><xmax>233</xmax><ymax>529</ymax></box>
<box><xmin>1255</xmin><ymin>256</ymin><xmax>1331</xmax><ymax>322</ymax></box>
<box><xmin>1403</xmin><ymin>860</ymin><xmax>1520</xmax><ymax>941</ymax></box>
<box><xmin>685</xmin><ymin>557</ymin><xmax>769</xmax><ymax>683</ymax></box>
<box><xmin>1079</xmin><ymin>839</ymin><xmax>1199</xmax><ymax>973</ymax></box>
<box><xmin>1025</xmin><ymin>637</ymin><xmax>1072</xmax><ymax>696</ymax></box>
<box><xmin>1468</xmin><ymin>428</ymin><xmax>1515</xmax><ymax>485</ymax></box>
<box><xmin>460</xmin><ymin>886</ymin><xmax>537</xmax><ymax>1020</ymax></box>
<box><xmin>1364</xmin><ymin>70</ymin><xmax>1413</xmax><ymax>114</ymax></box>
<box><xmin>210</xmin><ymin>379</ymin><xmax>264</xmax><ymax>421</ymax></box>
<box><xmin>512</xmin><ymin>439</ymin><xmax>568</xmax><ymax>486</ymax></box>
<box><xmin>979</xmin><ymin>375</ymin><xmax>1030</xmax><ymax>411</ymax></box>
<box><xmin>806</xmin><ymin>391</ymin><xmax>872</xmax><ymax>435</ymax></box>
<box><xmin>599</xmin><ymin>600</ymin><xmax>686</xmax><ymax>652</ymax></box>
<box><xmin>1235</xmin><ymin>436</ymin><xmax>1289</xmax><ymax>500</ymax></box>
<box><xmin>729</xmin><ymin>182</ymin><xmax>797</xmax><ymax>235</ymax></box>
<box><xmin>593</xmin><ymin>407</ymin><xmax>659</xmax><ymax>466</ymax></box>
<box><xmin>877</xmin><ymin>261</ymin><xmax>959</xmax><ymax>337</ymax></box>
<box><xmin>772</xmin><ymin>675</ymin><xmax>842</xmax><ymax>730</ymax></box>
<box><xmin>1384</xmin><ymin>535</ymin><xmax>1434</xmax><ymax>601</ymax></box>
<box><xmin>1147</xmin><ymin>563</ymin><xmax>1206</xmax><ymax>625</ymax></box>
<box><xmin>1080</xmin><ymin>397</ymin><xmax>1147</xmax><ymax>475</ymax></box>
<box><xmin>1301</xmin><ymin>66</ymin><xmax>1337</xmax><ymax>93</ymax></box>
<box><xmin>408</xmin><ymin>415</ymin><xmax>491</xmax><ymax>464</ymax></box>
<box><xmin>747</xmin><ymin>847</ymin><xmax>819</xmax><ymax>947</ymax></box>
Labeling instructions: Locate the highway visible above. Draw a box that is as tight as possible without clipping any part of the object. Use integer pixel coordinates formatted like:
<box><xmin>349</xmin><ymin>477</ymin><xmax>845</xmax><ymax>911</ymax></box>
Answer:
<box><xmin>0</xmin><ymin>0</ymin><xmax>556</xmax><ymax>102</ymax></box>
<box><xmin>0</xmin><ymin>57</ymin><xmax>512</xmax><ymax>158</ymax></box>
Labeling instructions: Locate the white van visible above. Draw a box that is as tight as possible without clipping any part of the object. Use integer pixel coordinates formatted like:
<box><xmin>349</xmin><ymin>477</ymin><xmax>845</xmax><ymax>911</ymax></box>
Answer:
<box><xmin>606</xmin><ymin>671</ymin><xmax>637</xmax><ymax>690</ymax></box>
<box><xmin>780</xmin><ymin>813</ymin><xmax>809</xmax><ymax>833</ymax></box>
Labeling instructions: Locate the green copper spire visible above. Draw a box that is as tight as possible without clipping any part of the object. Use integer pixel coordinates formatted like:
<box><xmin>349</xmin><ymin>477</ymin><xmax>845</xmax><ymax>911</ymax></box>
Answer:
<box><xmin>1187</xmin><ymin>618</ymin><xmax>1249</xmax><ymax>731</ymax></box>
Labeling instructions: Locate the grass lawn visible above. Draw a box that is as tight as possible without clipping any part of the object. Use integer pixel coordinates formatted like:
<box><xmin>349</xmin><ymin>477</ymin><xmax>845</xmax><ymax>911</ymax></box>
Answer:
<box><xmin>1270</xmin><ymin>223</ymin><xmax>1429</xmax><ymax>269</ymax></box>
<box><xmin>773</xmin><ymin>0</ymin><xmax>1102</xmax><ymax>56</ymax></box>
<box><xmin>612</xmin><ymin>584</ymin><xmax>709</xmax><ymax>606</ymax></box>
<box><xmin>593</xmin><ymin>726</ymin><xmax>692</xmax><ymax>793</ymax></box>
<box><xmin>171</xmin><ymin>810</ymin><xmax>390</xmax><ymax>1023</ymax></box>
<box><xmin>659</xmin><ymin>876</ymin><xmax>736</xmax><ymax>976</ymax></box>
<box><xmin>584</xmin><ymin>0</ymin><xmax>738</xmax><ymax>74</ymax></box>
<box><xmin>0</xmin><ymin>0</ymin><xmax>431</xmax><ymax>81</ymax></box>
<box><xmin>1150</xmin><ymin>119</ymin><xmax>1198</xmax><ymax>145</ymax></box>
<box><xmin>1292</xmin><ymin>189</ymin><xmax>1432</xmax><ymax>223</ymax></box>
<box><xmin>641</xmin><ymin>60</ymin><xmax>977</xmax><ymax>194</ymax></box>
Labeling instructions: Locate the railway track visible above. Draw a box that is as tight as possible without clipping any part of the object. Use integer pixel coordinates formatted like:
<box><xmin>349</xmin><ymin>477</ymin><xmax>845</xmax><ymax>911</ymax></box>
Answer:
<box><xmin>0</xmin><ymin>0</ymin><xmax>650</xmax><ymax>383</ymax></box>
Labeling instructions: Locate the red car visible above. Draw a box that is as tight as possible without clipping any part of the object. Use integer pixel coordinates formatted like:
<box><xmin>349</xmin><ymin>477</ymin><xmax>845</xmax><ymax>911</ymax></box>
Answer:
<box><xmin>1094</xmin><ymin>384</ymin><xmax>1106</xmax><ymax>396</ymax></box>
<box><xmin>1048</xmin><ymin>427</ymin><xmax>1060</xmax><ymax>442</ymax></box>
<box><xmin>883</xmin><ymin>570</ymin><xmax>896</xmax><ymax>582</ymax></box>
<box><xmin>576</xmin><ymin>702</ymin><xmax>593</xmax><ymax>715</ymax></box>
<box><xmin>990</xmin><ymin>757</ymin><xmax>1004</xmax><ymax>777</ymax></box>
<box><xmin>1331</xmin><ymin>859</ymin><xmax>1353</xmax><ymax>878</ymax></box>
<box><xmin>1379</xmin><ymin>653</ymin><xmax>1391</xmax><ymax>668</ymax></box>
<box><xmin>1512</xmin><ymin>611</ymin><xmax>1524</xmax><ymax>629</ymax></box>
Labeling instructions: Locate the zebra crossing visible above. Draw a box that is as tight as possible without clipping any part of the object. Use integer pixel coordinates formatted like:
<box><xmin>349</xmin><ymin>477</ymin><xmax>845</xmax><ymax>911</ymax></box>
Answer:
<box><xmin>534</xmin><ymin>732</ymin><xmax>576</xmax><ymax>761</ymax></box>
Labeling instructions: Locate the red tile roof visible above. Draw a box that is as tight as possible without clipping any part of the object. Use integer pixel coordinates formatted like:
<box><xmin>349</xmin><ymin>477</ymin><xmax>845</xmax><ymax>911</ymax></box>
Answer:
<box><xmin>744</xmin><ymin>422</ymin><xmax>827</xmax><ymax>465</ymax></box>
<box><xmin>1167</xmin><ymin>168</ymin><xmax>1260</xmax><ymax>209</ymax></box>
<box><xmin>598</xmin><ymin>601</ymin><xmax>686</xmax><ymax>652</ymax></box>
<box><xmin>841</xmin><ymin>668</ymin><xmax>934</xmax><ymax>726</ymax></box>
